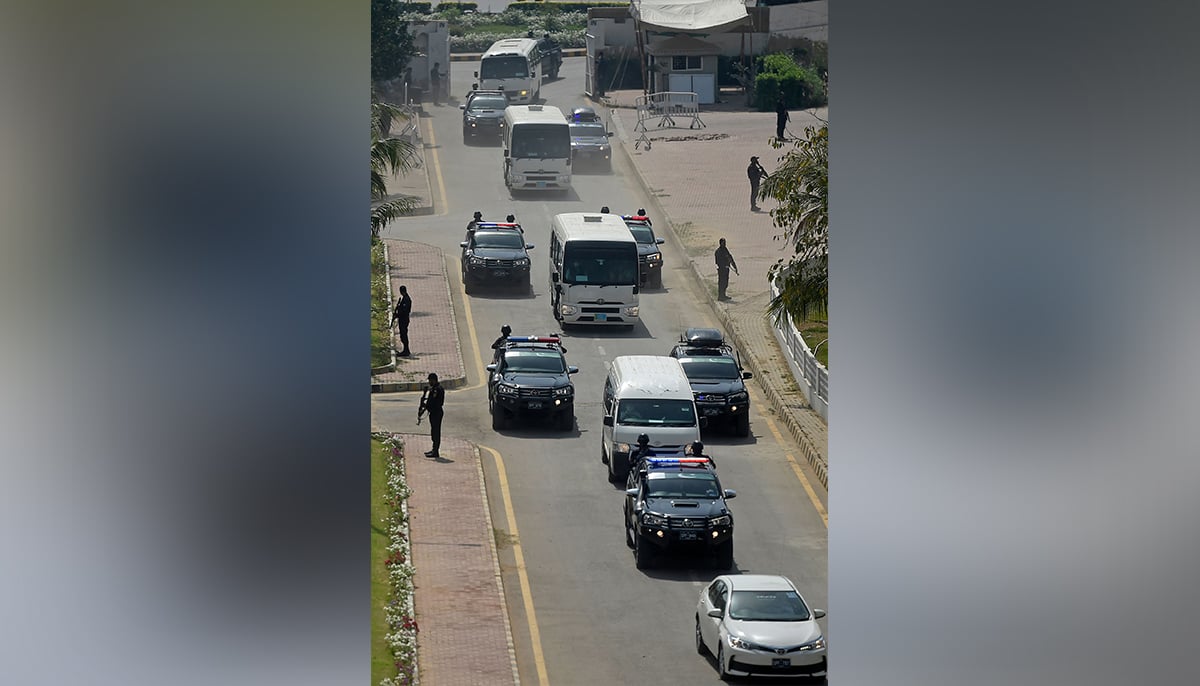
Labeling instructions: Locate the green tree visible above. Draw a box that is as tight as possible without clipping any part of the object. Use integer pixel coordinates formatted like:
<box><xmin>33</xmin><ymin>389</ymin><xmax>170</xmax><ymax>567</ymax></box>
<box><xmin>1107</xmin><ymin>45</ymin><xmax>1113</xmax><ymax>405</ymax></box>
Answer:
<box><xmin>371</xmin><ymin>93</ymin><xmax>419</xmax><ymax>238</ymax></box>
<box><xmin>761</xmin><ymin>123</ymin><xmax>828</xmax><ymax>323</ymax></box>
<box><xmin>372</xmin><ymin>0</ymin><xmax>417</xmax><ymax>83</ymax></box>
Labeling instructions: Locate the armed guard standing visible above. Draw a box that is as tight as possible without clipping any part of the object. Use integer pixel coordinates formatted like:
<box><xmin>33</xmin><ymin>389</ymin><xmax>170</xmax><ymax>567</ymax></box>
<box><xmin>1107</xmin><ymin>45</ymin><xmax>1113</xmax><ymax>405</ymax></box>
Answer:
<box><xmin>715</xmin><ymin>238</ymin><xmax>739</xmax><ymax>301</ymax></box>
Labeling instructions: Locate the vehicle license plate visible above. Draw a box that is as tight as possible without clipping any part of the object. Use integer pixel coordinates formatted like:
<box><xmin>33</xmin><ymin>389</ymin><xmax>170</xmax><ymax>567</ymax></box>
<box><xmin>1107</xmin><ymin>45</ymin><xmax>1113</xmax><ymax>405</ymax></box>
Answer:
<box><xmin>536</xmin><ymin>181</ymin><xmax>547</xmax><ymax>188</ymax></box>
<box><xmin>772</xmin><ymin>658</ymin><xmax>791</xmax><ymax>668</ymax></box>
<box><xmin>595</xmin><ymin>313</ymin><xmax>607</xmax><ymax>322</ymax></box>
<box><xmin>527</xmin><ymin>401</ymin><xmax>542</xmax><ymax>409</ymax></box>
<box><xmin>493</xmin><ymin>270</ymin><xmax>509</xmax><ymax>278</ymax></box>
<box><xmin>678</xmin><ymin>531</ymin><xmax>698</xmax><ymax>541</ymax></box>
<box><xmin>703</xmin><ymin>407</ymin><xmax>722</xmax><ymax>417</ymax></box>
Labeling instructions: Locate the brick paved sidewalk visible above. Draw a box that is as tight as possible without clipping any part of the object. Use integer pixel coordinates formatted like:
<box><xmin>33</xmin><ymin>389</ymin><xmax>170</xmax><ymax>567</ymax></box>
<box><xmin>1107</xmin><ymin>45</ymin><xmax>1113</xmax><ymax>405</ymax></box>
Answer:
<box><xmin>373</xmin><ymin>240</ymin><xmax>467</xmax><ymax>393</ymax></box>
<box><xmin>402</xmin><ymin>434</ymin><xmax>519</xmax><ymax>686</ymax></box>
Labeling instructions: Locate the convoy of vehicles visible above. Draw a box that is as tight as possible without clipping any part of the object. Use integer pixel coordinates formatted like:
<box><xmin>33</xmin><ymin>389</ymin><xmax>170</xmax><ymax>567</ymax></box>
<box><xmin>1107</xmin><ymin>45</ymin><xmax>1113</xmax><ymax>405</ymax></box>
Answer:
<box><xmin>548</xmin><ymin>212</ymin><xmax>640</xmax><ymax>326</ymax></box>
<box><xmin>503</xmin><ymin>104</ymin><xmax>572</xmax><ymax>193</ymax></box>
<box><xmin>669</xmin><ymin>328</ymin><xmax>754</xmax><ymax>436</ymax></box>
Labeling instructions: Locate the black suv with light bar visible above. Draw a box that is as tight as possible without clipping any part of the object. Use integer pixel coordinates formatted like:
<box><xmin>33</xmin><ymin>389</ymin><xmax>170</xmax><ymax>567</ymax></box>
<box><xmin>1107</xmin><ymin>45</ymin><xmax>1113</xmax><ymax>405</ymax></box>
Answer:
<box><xmin>668</xmin><ymin>328</ymin><xmax>753</xmax><ymax>436</ymax></box>
<box><xmin>460</xmin><ymin>224</ymin><xmax>534</xmax><ymax>295</ymax></box>
<box><xmin>623</xmin><ymin>214</ymin><xmax>665</xmax><ymax>288</ymax></box>
<box><xmin>486</xmin><ymin>336</ymin><xmax>578</xmax><ymax>431</ymax></box>
<box><xmin>624</xmin><ymin>453</ymin><xmax>736</xmax><ymax>570</ymax></box>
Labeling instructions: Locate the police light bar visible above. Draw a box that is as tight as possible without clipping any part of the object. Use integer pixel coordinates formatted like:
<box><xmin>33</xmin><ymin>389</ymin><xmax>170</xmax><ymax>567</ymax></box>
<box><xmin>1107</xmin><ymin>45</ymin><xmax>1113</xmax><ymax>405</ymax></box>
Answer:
<box><xmin>645</xmin><ymin>457</ymin><xmax>713</xmax><ymax>468</ymax></box>
<box><xmin>623</xmin><ymin>215</ymin><xmax>650</xmax><ymax>222</ymax></box>
<box><xmin>476</xmin><ymin>222</ymin><xmax>521</xmax><ymax>229</ymax></box>
<box><xmin>506</xmin><ymin>336</ymin><xmax>561</xmax><ymax>343</ymax></box>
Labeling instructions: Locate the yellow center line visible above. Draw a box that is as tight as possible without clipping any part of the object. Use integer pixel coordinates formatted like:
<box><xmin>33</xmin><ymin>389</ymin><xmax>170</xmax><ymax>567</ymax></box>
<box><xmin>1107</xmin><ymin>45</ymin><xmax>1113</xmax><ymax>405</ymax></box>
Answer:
<box><xmin>423</xmin><ymin>115</ymin><xmax>450</xmax><ymax>217</ymax></box>
<box><xmin>480</xmin><ymin>444</ymin><xmax>549</xmax><ymax>686</ymax></box>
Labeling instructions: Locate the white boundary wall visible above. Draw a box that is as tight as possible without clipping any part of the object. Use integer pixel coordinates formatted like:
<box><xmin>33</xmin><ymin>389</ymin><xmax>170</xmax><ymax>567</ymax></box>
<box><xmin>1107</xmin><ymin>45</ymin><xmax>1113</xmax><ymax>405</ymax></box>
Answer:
<box><xmin>769</xmin><ymin>280</ymin><xmax>829</xmax><ymax>421</ymax></box>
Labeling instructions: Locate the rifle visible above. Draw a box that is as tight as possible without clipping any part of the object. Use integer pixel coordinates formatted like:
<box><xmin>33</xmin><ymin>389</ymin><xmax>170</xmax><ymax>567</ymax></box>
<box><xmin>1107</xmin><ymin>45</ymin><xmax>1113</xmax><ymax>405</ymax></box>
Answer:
<box><xmin>417</xmin><ymin>385</ymin><xmax>429</xmax><ymax>425</ymax></box>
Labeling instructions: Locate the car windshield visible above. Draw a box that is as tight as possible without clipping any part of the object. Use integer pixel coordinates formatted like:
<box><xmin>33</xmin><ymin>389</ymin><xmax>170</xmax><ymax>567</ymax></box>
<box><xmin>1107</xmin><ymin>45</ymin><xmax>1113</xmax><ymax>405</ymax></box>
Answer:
<box><xmin>510</xmin><ymin>124</ymin><xmax>571</xmax><ymax>159</ymax></box>
<box><xmin>728</xmin><ymin>590</ymin><xmax>812</xmax><ymax>622</ymax></box>
<box><xmin>627</xmin><ymin>226</ymin><xmax>655</xmax><ymax>244</ymax></box>
<box><xmin>562</xmin><ymin>243</ymin><xmax>639</xmax><ymax>285</ymax></box>
<box><xmin>617</xmin><ymin>399</ymin><xmax>696</xmax><ymax>427</ymax></box>
<box><xmin>645</xmin><ymin>473</ymin><xmax>720</xmax><ymax>499</ymax></box>
<box><xmin>469</xmin><ymin>96</ymin><xmax>508</xmax><ymax>111</ymax></box>
<box><xmin>570</xmin><ymin>123</ymin><xmax>606</xmax><ymax>136</ymax></box>
<box><xmin>679</xmin><ymin>357</ymin><xmax>740</xmax><ymax>380</ymax></box>
<box><xmin>474</xmin><ymin>232</ymin><xmax>524</xmax><ymax>249</ymax></box>
<box><xmin>503</xmin><ymin>351</ymin><xmax>566</xmax><ymax>373</ymax></box>
<box><xmin>480</xmin><ymin>56</ymin><xmax>529</xmax><ymax>80</ymax></box>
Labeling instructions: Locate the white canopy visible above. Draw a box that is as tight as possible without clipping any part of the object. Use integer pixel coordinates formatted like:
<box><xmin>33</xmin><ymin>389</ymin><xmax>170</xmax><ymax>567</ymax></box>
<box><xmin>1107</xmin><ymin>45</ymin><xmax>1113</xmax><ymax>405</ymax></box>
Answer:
<box><xmin>631</xmin><ymin>0</ymin><xmax>750</xmax><ymax>33</ymax></box>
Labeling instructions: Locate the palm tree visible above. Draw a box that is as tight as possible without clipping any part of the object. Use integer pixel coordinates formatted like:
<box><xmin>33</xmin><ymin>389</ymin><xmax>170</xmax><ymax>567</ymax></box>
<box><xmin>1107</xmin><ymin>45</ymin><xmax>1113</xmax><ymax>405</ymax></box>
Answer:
<box><xmin>760</xmin><ymin>124</ymin><xmax>828</xmax><ymax>323</ymax></box>
<box><xmin>371</xmin><ymin>93</ymin><xmax>419</xmax><ymax>238</ymax></box>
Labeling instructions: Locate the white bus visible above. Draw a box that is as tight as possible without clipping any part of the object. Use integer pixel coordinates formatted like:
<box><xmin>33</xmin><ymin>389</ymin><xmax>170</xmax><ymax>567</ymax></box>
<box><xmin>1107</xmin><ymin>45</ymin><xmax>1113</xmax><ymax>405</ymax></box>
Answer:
<box><xmin>476</xmin><ymin>38</ymin><xmax>542</xmax><ymax>104</ymax></box>
<box><xmin>503</xmin><ymin>105</ymin><xmax>572</xmax><ymax>193</ymax></box>
<box><xmin>548</xmin><ymin>213</ymin><xmax>640</xmax><ymax>327</ymax></box>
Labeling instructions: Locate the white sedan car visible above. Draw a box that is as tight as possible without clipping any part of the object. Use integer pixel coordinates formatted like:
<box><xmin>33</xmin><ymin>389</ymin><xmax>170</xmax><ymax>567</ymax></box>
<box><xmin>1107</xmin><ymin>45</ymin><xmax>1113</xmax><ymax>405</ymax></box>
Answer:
<box><xmin>696</xmin><ymin>574</ymin><xmax>827</xmax><ymax>681</ymax></box>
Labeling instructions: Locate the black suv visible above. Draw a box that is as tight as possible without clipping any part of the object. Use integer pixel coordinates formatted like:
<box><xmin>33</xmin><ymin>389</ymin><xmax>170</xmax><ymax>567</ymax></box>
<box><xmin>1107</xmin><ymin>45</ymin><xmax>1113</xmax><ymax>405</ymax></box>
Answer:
<box><xmin>624</xmin><ymin>453</ymin><xmax>736</xmax><ymax>570</ymax></box>
<box><xmin>623</xmin><ymin>217</ymin><xmax>665</xmax><ymax>288</ymax></box>
<box><xmin>460</xmin><ymin>225</ymin><xmax>534</xmax><ymax>294</ymax></box>
<box><xmin>669</xmin><ymin>328</ymin><xmax>753</xmax><ymax>436</ymax></box>
<box><xmin>487</xmin><ymin>335</ymin><xmax>578</xmax><ymax>431</ymax></box>
<box><xmin>460</xmin><ymin>90</ymin><xmax>509</xmax><ymax>144</ymax></box>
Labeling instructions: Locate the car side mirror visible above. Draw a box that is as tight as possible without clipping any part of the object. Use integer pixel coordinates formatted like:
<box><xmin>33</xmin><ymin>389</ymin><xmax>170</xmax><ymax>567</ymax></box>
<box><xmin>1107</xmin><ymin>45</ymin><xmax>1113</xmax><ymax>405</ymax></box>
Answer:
<box><xmin>486</xmin><ymin>364</ymin><xmax>496</xmax><ymax>372</ymax></box>
<box><xmin>567</xmin><ymin>366</ymin><xmax>579</xmax><ymax>374</ymax></box>
<box><xmin>723</xmin><ymin>489</ymin><xmax>737</xmax><ymax>499</ymax></box>
<box><xmin>655</xmin><ymin>237</ymin><xmax>665</xmax><ymax>244</ymax></box>
<box><xmin>602</xmin><ymin>415</ymin><xmax>613</xmax><ymax>427</ymax></box>
<box><xmin>707</xmin><ymin>608</ymin><xmax>724</xmax><ymax>619</ymax></box>
<box><xmin>607</xmin><ymin>131</ymin><xmax>614</xmax><ymax>137</ymax></box>
<box><xmin>460</xmin><ymin>241</ymin><xmax>469</xmax><ymax>249</ymax></box>
<box><xmin>551</xmin><ymin>272</ymin><xmax>559</xmax><ymax>283</ymax></box>
<box><xmin>459</xmin><ymin>104</ymin><xmax>466</xmax><ymax>110</ymax></box>
<box><xmin>632</xmin><ymin>285</ymin><xmax>639</xmax><ymax>295</ymax></box>
<box><xmin>742</xmin><ymin>371</ymin><xmax>753</xmax><ymax>379</ymax></box>
<box><xmin>813</xmin><ymin>609</ymin><xmax>826</xmax><ymax>619</ymax></box>
<box><xmin>624</xmin><ymin>488</ymin><xmax>638</xmax><ymax>497</ymax></box>
<box><xmin>503</xmin><ymin>149</ymin><xmax>509</xmax><ymax>157</ymax></box>
<box><xmin>473</xmin><ymin>71</ymin><xmax>479</xmax><ymax>78</ymax></box>
<box><xmin>525</xmin><ymin>243</ymin><xmax>535</xmax><ymax>250</ymax></box>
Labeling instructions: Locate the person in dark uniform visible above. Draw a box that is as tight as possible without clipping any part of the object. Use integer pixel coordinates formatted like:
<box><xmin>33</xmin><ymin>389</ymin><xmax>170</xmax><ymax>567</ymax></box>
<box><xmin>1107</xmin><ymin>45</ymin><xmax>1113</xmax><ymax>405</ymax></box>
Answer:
<box><xmin>775</xmin><ymin>96</ymin><xmax>790</xmax><ymax>140</ymax></box>
<box><xmin>430</xmin><ymin>62</ymin><xmax>444</xmax><ymax>106</ymax></box>
<box><xmin>594</xmin><ymin>51</ymin><xmax>606</xmax><ymax>98</ymax></box>
<box><xmin>747</xmin><ymin>156</ymin><xmax>767</xmax><ymax>211</ymax></box>
<box><xmin>714</xmin><ymin>238</ymin><xmax>739</xmax><ymax>301</ymax></box>
<box><xmin>505</xmin><ymin>214</ymin><xmax>516</xmax><ymax>223</ymax></box>
<box><xmin>491</xmin><ymin>324</ymin><xmax>513</xmax><ymax>363</ymax></box>
<box><xmin>423</xmin><ymin>373</ymin><xmax>445</xmax><ymax>457</ymax></box>
<box><xmin>630</xmin><ymin>433</ymin><xmax>653</xmax><ymax>472</ymax></box>
<box><xmin>392</xmin><ymin>285</ymin><xmax>412</xmax><ymax>356</ymax></box>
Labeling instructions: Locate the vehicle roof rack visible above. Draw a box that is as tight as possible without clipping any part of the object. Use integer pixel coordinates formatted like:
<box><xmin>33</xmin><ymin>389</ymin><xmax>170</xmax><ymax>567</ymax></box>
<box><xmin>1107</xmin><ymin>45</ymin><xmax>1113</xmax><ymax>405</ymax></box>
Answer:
<box><xmin>682</xmin><ymin>327</ymin><xmax>725</xmax><ymax>348</ymax></box>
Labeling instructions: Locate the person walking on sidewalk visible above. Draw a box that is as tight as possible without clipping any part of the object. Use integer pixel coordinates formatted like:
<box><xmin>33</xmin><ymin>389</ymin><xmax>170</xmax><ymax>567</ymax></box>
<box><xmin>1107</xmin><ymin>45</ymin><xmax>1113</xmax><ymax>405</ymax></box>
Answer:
<box><xmin>715</xmin><ymin>238</ymin><xmax>739</xmax><ymax>301</ymax></box>
<box><xmin>392</xmin><ymin>285</ymin><xmax>413</xmax><ymax>357</ymax></box>
<box><xmin>775</xmin><ymin>96</ymin><xmax>790</xmax><ymax>140</ymax></box>
<box><xmin>747</xmin><ymin>156</ymin><xmax>768</xmax><ymax>211</ymax></box>
<box><xmin>422</xmin><ymin>373</ymin><xmax>445</xmax><ymax>457</ymax></box>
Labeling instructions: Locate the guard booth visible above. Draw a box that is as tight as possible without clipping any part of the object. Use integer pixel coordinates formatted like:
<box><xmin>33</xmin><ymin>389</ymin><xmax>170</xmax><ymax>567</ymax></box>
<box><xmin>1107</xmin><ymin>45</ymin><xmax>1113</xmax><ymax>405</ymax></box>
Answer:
<box><xmin>630</xmin><ymin>0</ymin><xmax>749</xmax><ymax>101</ymax></box>
<box><xmin>645</xmin><ymin>35</ymin><xmax>720</xmax><ymax>104</ymax></box>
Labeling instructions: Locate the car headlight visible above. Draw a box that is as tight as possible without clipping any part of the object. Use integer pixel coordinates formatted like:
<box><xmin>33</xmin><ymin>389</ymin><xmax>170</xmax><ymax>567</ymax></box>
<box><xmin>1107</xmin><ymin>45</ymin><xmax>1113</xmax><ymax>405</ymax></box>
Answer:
<box><xmin>709</xmin><ymin>515</ymin><xmax>731</xmax><ymax>527</ymax></box>
<box><xmin>559</xmin><ymin>304</ymin><xmax>578</xmax><ymax>316</ymax></box>
<box><xmin>469</xmin><ymin>256</ymin><xmax>486</xmax><ymax>266</ymax></box>
<box><xmin>497</xmin><ymin>383</ymin><xmax>519</xmax><ymax>396</ymax></box>
<box><xmin>519</xmin><ymin>90</ymin><xmax>528</xmax><ymax>97</ymax></box>
<box><xmin>799</xmin><ymin>636</ymin><xmax>826</xmax><ymax>651</ymax></box>
<box><xmin>515</xmin><ymin>257</ymin><xmax>530</xmax><ymax>267</ymax></box>
<box><xmin>615</xmin><ymin>442</ymin><xmax>631</xmax><ymax>454</ymax></box>
<box><xmin>729</xmin><ymin>391</ymin><xmax>748</xmax><ymax>403</ymax></box>
<box><xmin>646</xmin><ymin>253</ymin><xmax>661</xmax><ymax>263</ymax></box>
<box><xmin>623</xmin><ymin>306</ymin><xmax>639</xmax><ymax>317</ymax></box>
<box><xmin>642</xmin><ymin>513</ymin><xmax>667</xmax><ymax>527</ymax></box>
<box><xmin>728</xmin><ymin>634</ymin><xmax>766</xmax><ymax>651</ymax></box>
<box><xmin>552</xmin><ymin>386</ymin><xmax>572</xmax><ymax>397</ymax></box>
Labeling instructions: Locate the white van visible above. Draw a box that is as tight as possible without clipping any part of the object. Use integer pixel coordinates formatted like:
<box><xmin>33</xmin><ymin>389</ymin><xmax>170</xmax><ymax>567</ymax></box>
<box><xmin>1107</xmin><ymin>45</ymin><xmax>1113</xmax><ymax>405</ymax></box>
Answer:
<box><xmin>503</xmin><ymin>104</ymin><xmax>572</xmax><ymax>193</ymax></box>
<box><xmin>476</xmin><ymin>37</ymin><xmax>542</xmax><ymax>104</ymax></box>
<box><xmin>602</xmin><ymin>355</ymin><xmax>701</xmax><ymax>481</ymax></box>
<box><xmin>549</xmin><ymin>213</ymin><xmax>640</xmax><ymax>327</ymax></box>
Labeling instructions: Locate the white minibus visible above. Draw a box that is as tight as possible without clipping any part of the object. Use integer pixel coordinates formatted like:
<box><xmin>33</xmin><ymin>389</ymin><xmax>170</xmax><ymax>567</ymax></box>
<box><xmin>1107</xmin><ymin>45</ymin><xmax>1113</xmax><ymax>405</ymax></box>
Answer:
<box><xmin>601</xmin><ymin>356</ymin><xmax>702</xmax><ymax>481</ymax></box>
<box><xmin>548</xmin><ymin>213</ymin><xmax>640</xmax><ymax>326</ymax></box>
<box><xmin>503</xmin><ymin>105</ymin><xmax>572</xmax><ymax>193</ymax></box>
<box><xmin>476</xmin><ymin>38</ymin><xmax>542</xmax><ymax>104</ymax></box>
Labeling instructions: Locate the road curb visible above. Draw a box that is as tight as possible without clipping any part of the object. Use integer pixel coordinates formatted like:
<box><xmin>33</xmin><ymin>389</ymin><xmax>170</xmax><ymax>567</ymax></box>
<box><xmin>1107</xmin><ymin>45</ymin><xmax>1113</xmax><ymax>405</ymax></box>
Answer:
<box><xmin>610</xmin><ymin>110</ymin><xmax>828</xmax><ymax>489</ymax></box>
<box><xmin>472</xmin><ymin>444</ymin><xmax>523</xmax><ymax>686</ymax></box>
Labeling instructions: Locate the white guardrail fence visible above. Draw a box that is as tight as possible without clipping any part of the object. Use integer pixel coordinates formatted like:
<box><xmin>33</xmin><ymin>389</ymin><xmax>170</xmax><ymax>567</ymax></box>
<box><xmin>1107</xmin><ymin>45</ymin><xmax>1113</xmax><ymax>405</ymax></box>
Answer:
<box><xmin>769</xmin><ymin>280</ymin><xmax>829</xmax><ymax>421</ymax></box>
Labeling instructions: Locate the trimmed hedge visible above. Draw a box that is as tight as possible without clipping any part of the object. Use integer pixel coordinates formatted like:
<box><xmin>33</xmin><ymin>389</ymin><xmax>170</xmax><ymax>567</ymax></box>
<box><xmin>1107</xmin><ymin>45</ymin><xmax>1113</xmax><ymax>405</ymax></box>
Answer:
<box><xmin>754</xmin><ymin>53</ymin><xmax>826</xmax><ymax>110</ymax></box>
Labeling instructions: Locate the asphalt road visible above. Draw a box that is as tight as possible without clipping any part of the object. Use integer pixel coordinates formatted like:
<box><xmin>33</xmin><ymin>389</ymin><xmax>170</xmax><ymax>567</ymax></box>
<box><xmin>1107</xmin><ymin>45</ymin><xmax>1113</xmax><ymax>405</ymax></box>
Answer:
<box><xmin>372</xmin><ymin>57</ymin><xmax>829</xmax><ymax>685</ymax></box>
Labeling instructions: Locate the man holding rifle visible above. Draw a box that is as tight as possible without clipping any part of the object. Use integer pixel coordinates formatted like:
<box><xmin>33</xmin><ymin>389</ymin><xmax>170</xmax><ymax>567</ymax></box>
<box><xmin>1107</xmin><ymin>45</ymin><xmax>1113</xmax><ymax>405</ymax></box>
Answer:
<box><xmin>419</xmin><ymin>372</ymin><xmax>445</xmax><ymax>458</ymax></box>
